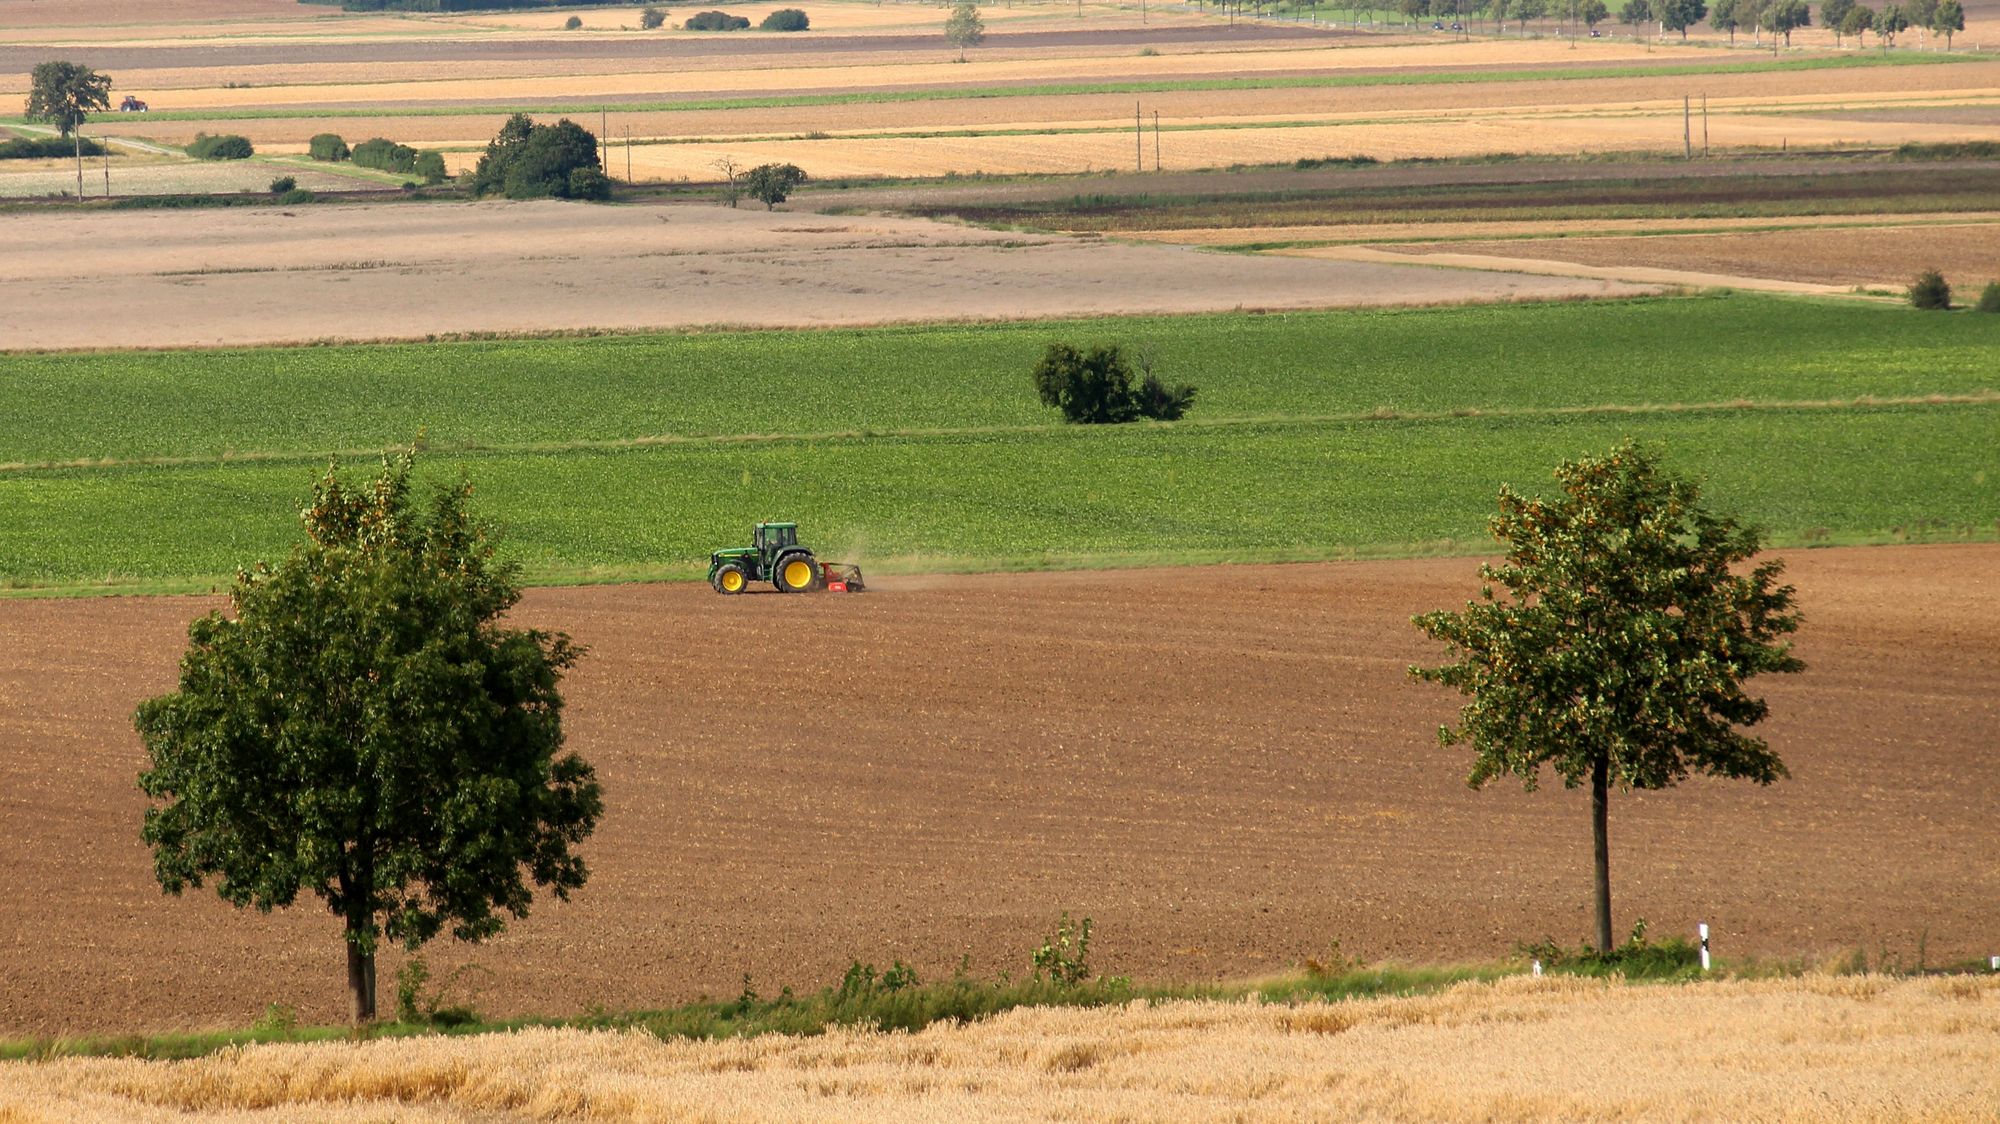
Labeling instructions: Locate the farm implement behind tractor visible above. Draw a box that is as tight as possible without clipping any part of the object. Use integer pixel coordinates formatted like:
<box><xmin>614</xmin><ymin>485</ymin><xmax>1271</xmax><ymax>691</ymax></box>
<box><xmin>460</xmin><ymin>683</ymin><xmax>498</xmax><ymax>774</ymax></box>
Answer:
<box><xmin>708</xmin><ymin>522</ymin><xmax>866</xmax><ymax>594</ymax></box>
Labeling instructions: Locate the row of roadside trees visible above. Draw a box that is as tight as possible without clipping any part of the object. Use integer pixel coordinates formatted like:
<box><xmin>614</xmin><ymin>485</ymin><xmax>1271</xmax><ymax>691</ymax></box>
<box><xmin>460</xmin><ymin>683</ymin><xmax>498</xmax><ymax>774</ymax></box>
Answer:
<box><xmin>1295</xmin><ymin>0</ymin><xmax>1960</xmax><ymax>44</ymax></box>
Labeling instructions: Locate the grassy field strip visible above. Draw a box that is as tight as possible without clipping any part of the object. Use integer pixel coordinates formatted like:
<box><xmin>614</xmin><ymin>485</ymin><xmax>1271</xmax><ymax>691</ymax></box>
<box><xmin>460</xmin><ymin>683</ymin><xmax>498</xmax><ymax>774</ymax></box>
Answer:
<box><xmin>2</xmin><ymin>402</ymin><xmax>1994</xmax><ymax>593</ymax></box>
<box><xmin>6</xmin><ymin>297</ymin><xmax>1997</xmax><ymax>463</ymax></box>
<box><xmin>7</xmin><ymin>392</ymin><xmax>1998</xmax><ymax>476</ymax></box>
<box><xmin>8</xmin><ymin>52</ymin><xmax>1971</xmax><ymax>124</ymax></box>
<box><xmin>1</xmin><ymin>976</ymin><xmax>1994</xmax><ymax>1120</ymax></box>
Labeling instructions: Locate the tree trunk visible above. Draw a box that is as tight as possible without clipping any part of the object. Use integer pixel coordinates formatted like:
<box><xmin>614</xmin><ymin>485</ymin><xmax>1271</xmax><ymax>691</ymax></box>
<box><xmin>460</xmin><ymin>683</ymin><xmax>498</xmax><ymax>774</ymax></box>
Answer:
<box><xmin>1592</xmin><ymin>755</ymin><xmax>1613</xmax><ymax>954</ymax></box>
<box><xmin>74</xmin><ymin>131</ymin><xmax>84</xmax><ymax>199</ymax></box>
<box><xmin>347</xmin><ymin>936</ymin><xmax>377</xmax><ymax>1023</ymax></box>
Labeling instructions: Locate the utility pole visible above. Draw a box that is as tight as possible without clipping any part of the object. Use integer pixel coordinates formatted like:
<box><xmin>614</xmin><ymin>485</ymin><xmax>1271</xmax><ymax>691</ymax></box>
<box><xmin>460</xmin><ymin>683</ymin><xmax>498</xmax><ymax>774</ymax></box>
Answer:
<box><xmin>1702</xmin><ymin>94</ymin><xmax>1709</xmax><ymax>157</ymax></box>
<box><xmin>1154</xmin><ymin>110</ymin><xmax>1161</xmax><ymax>171</ymax></box>
<box><xmin>103</xmin><ymin>144</ymin><xmax>110</xmax><ymax>196</ymax></box>
<box><xmin>1136</xmin><ymin>101</ymin><xmax>1143</xmax><ymax>172</ymax></box>
<box><xmin>1683</xmin><ymin>94</ymin><xmax>1691</xmax><ymax>159</ymax></box>
<box><xmin>601</xmin><ymin>108</ymin><xmax>609</xmax><ymax>169</ymax></box>
<box><xmin>626</xmin><ymin>127</ymin><xmax>632</xmax><ymax>182</ymax></box>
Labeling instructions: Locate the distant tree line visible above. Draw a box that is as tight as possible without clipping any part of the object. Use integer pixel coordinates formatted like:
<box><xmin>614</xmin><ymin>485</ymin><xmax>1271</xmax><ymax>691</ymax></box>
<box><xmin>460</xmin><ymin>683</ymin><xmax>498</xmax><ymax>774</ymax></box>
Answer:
<box><xmin>1226</xmin><ymin>0</ymin><xmax>1962</xmax><ymax>45</ymax></box>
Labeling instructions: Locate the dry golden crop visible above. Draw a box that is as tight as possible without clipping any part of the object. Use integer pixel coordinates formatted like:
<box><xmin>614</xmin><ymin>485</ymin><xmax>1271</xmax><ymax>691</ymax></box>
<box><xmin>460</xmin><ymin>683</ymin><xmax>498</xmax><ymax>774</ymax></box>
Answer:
<box><xmin>2</xmin><ymin>975</ymin><xmax>1995</xmax><ymax>1122</ymax></box>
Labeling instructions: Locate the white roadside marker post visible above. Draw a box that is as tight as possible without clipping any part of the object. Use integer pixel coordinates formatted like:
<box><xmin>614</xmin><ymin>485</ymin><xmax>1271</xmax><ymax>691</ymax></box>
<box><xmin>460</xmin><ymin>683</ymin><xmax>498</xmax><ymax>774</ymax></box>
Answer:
<box><xmin>1699</xmin><ymin>923</ymin><xmax>1711</xmax><ymax>972</ymax></box>
<box><xmin>1532</xmin><ymin>959</ymin><xmax>1543</xmax><ymax>978</ymax></box>
<box><xmin>1990</xmin><ymin>955</ymin><xmax>1998</xmax><ymax>971</ymax></box>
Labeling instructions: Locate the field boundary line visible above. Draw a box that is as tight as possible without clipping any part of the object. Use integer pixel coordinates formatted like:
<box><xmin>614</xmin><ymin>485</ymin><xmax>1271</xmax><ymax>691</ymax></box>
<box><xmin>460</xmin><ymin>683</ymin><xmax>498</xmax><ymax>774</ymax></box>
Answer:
<box><xmin>6</xmin><ymin>392</ymin><xmax>1995</xmax><ymax>477</ymax></box>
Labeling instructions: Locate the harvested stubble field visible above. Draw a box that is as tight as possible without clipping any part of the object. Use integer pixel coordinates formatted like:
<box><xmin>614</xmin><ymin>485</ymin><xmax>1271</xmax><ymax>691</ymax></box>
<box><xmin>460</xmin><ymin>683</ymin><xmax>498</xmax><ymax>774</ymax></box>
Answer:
<box><xmin>0</xmin><ymin>547</ymin><xmax>1996</xmax><ymax>1037</ymax></box>
<box><xmin>0</xmin><ymin>201</ymin><xmax>1643</xmax><ymax>351</ymax></box>
<box><xmin>1378</xmin><ymin>218</ymin><xmax>2000</xmax><ymax>287</ymax></box>
<box><xmin>3</xmin><ymin>975</ymin><xmax>1998</xmax><ymax>1121</ymax></box>
<box><xmin>7</xmin><ymin>0</ymin><xmax>1999</xmax><ymax>178</ymax></box>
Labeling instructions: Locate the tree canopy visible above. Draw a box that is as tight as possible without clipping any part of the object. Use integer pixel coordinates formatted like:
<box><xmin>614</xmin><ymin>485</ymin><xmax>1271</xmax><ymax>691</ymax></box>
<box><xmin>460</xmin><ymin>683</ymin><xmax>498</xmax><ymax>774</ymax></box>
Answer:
<box><xmin>1411</xmin><ymin>442</ymin><xmax>1802</xmax><ymax>952</ymax></box>
<box><xmin>469</xmin><ymin>113</ymin><xmax>610</xmax><ymax>200</ymax></box>
<box><xmin>25</xmin><ymin>60</ymin><xmax>110</xmax><ymax>138</ymax></box>
<box><xmin>945</xmin><ymin>2</ymin><xmax>986</xmax><ymax>59</ymax></box>
<box><xmin>135</xmin><ymin>453</ymin><xmax>602</xmax><ymax>1022</ymax></box>
<box><xmin>744</xmin><ymin>161</ymin><xmax>808</xmax><ymax>209</ymax></box>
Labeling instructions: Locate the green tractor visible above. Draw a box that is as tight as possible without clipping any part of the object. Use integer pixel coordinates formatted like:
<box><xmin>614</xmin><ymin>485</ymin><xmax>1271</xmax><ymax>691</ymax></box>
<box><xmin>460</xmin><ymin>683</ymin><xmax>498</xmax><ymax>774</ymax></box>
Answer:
<box><xmin>707</xmin><ymin>522</ymin><xmax>865</xmax><ymax>595</ymax></box>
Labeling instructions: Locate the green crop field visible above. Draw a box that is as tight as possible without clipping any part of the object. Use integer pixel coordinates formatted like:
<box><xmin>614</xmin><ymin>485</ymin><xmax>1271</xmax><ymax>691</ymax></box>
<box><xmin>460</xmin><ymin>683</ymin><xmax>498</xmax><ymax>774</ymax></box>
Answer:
<box><xmin>1</xmin><ymin>294</ymin><xmax>1994</xmax><ymax>594</ymax></box>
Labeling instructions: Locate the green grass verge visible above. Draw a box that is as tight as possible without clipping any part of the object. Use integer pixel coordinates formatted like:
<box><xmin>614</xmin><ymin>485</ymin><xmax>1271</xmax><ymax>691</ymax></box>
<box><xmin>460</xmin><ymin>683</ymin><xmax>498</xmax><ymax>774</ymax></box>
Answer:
<box><xmin>0</xmin><ymin>953</ymin><xmax>1682</xmax><ymax>1062</ymax></box>
<box><xmin>0</xmin><ymin>51</ymin><xmax>1970</xmax><ymax>126</ymax></box>
<box><xmin>1</xmin><ymin>294</ymin><xmax>1996</xmax><ymax>594</ymax></box>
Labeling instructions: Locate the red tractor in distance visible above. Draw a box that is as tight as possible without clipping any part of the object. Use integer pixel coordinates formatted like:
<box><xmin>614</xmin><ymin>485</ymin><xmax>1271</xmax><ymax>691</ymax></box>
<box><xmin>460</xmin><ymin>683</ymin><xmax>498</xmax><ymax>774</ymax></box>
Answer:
<box><xmin>119</xmin><ymin>96</ymin><xmax>149</xmax><ymax>113</ymax></box>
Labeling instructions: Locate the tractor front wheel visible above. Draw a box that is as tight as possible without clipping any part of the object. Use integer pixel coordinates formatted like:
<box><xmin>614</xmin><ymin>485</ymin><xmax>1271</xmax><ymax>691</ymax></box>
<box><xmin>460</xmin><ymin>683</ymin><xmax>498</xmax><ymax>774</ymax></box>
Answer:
<box><xmin>713</xmin><ymin>563</ymin><xmax>749</xmax><ymax>595</ymax></box>
<box><xmin>775</xmin><ymin>553</ymin><xmax>820</xmax><ymax>593</ymax></box>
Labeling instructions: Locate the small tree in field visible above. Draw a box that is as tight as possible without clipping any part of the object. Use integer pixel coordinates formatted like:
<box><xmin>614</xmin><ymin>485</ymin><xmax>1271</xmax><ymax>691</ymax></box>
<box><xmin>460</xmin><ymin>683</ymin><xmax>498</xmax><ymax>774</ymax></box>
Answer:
<box><xmin>744</xmin><ymin>161</ymin><xmax>807</xmax><ymax>208</ymax></box>
<box><xmin>639</xmin><ymin>6</ymin><xmax>667</xmax><ymax>28</ymax></box>
<box><xmin>1909</xmin><ymin>268</ymin><xmax>1951</xmax><ymax>309</ymax></box>
<box><xmin>945</xmin><ymin>1</ymin><xmax>986</xmax><ymax>60</ymax></box>
<box><xmin>1975</xmin><ymin>280</ymin><xmax>2000</xmax><ymax>313</ymax></box>
<box><xmin>1411</xmin><ymin>442</ymin><xmax>1802</xmax><ymax>954</ymax></box>
<box><xmin>25</xmin><ymin>60</ymin><xmax>111</xmax><ymax>198</ymax></box>
<box><xmin>136</xmin><ymin>454</ymin><xmax>602</xmax><ymax>1023</ymax></box>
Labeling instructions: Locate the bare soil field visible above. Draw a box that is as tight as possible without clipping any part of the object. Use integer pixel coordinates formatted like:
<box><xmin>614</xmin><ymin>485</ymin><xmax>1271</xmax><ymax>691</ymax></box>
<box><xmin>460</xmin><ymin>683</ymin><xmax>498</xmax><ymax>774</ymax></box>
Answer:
<box><xmin>0</xmin><ymin>201</ymin><xmax>1644</xmax><ymax>350</ymax></box>
<box><xmin>4</xmin><ymin>976</ymin><xmax>1997</xmax><ymax>1122</ymax></box>
<box><xmin>0</xmin><ymin>546</ymin><xmax>1993</xmax><ymax>1034</ymax></box>
<box><xmin>1384</xmin><ymin>218</ymin><xmax>2000</xmax><ymax>287</ymax></box>
<box><xmin>1120</xmin><ymin>210</ymin><xmax>2000</xmax><ymax>245</ymax></box>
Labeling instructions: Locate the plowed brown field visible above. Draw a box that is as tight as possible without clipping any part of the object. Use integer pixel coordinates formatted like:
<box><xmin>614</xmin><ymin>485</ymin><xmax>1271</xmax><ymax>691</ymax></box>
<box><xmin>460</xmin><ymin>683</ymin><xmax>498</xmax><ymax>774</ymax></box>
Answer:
<box><xmin>1</xmin><ymin>547</ymin><xmax>1994</xmax><ymax>1035</ymax></box>
<box><xmin>1380</xmin><ymin>219</ymin><xmax>2000</xmax><ymax>288</ymax></box>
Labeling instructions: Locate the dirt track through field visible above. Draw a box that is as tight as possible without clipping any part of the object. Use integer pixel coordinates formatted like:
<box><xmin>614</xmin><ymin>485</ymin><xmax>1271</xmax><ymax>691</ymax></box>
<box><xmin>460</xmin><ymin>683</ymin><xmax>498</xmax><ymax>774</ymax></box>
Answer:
<box><xmin>0</xmin><ymin>547</ymin><xmax>1993</xmax><ymax>1034</ymax></box>
<box><xmin>0</xmin><ymin>202</ymin><xmax>1643</xmax><ymax>350</ymax></box>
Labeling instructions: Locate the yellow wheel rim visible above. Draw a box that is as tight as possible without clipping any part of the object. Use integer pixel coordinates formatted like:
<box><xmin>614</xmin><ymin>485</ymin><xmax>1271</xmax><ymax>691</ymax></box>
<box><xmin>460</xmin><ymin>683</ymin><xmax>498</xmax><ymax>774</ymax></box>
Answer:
<box><xmin>721</xmin><ymin>570</ymin><xmax>744</xmax><ymax>592</ymax></box>
<box><xmin>783</xmin><ymin>560</ymin><xmax>814</xmax><ymax>589</ymax></box>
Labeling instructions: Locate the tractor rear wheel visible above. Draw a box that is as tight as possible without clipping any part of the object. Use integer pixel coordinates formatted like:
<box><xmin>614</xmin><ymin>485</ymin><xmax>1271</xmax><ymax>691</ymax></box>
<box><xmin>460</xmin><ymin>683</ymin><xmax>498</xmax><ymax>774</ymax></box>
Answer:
<box><xmin>775</xmin><ymin>552</ymin><xmax>820</xmax><ymax>593</ymax></box>
<box><xmin>713</xmin><ymin>563</ymin><xmax>749</xmax><ymax>595</ymax></box>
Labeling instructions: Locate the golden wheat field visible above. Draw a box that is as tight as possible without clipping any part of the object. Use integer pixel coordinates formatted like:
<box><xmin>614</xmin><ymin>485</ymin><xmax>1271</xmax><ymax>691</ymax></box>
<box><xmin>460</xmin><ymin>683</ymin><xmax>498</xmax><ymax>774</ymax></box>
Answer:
<box><xmin>1</xmin><ymin>975</ymin><xmax>1995</xmax><ymax>1122</ymax></box>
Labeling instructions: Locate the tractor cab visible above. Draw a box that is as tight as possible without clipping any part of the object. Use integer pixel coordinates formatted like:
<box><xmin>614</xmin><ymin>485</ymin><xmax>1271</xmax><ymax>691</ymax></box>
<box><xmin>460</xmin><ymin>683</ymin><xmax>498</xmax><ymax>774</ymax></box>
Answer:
<box><xmin>753</xmin><ymin>522</ymin><xmax>798</xmax><ymax>559</ymax></box>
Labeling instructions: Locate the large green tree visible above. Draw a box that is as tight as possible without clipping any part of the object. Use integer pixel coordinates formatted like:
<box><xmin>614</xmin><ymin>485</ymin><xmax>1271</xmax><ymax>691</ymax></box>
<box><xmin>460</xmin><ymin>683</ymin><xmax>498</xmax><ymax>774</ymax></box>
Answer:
<box><xmin>136</xmin><ymin>454</ymin><xmax>601</xmax><ymax>1022</ymax></box>
<box><xmin>1411</xmin><ymin>443</ymin><xmax>1802</xmax><ymax>953</ymax></box>
<box><xmin>25</xmin><ymin>60</ymin><xmax>111</xmax><ymax>199</ymax></box>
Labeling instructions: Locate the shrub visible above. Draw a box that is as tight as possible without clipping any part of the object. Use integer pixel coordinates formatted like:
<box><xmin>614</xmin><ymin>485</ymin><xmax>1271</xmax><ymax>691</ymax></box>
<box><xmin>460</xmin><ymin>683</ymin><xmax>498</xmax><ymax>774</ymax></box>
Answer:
<box><xmin>413</xmin><ymin>150</ymin><xmax>448</xmax><ymax>185</ymax></box>
<box><xmin>307</xmin><ymin>133</ymin><xmax>349</xmax><ymax>162</ymax></box>
<box><xmin>683</xmin><ymin>10</ymin><xmax>750</xmax><ymax>29</ymax></box>
<box><xmin>268</xmin><ymin>175</ymin><xmax>297</xmax><ymax>194</ymax></box>
<box><xmin>351</xmin><ymin>137</ymin><xmax>420</xmax><ymax>174</ymax></box>
<box><xmin>1032</xmin><ymin>342</ymin><xmax>1197</xmax><ymax>424</ymax></box>
<box><xmin>567</xmin><ymin>165</ymin><xmax>612</xmax><ymax>201</ymax></box>
<box><xmin>760</xmin><ymin>7</ymin><xmax>809</xmax><ymax>29</ymax></box>
<box><xmin>1909</xmin><ymin>269</ymin><xmax>1952</xmax><ymax>310</ymax></box>
<box><xmin>280</xmin><ymin>188</ymin><xmax>316</xmax><ymax>204</ymax></box>
<box><xmin>1976</xmin><ymin>281</ymin><xmax>2000</xmax><ymax>313</ymax></box>
<box><xmin>1031</xmin><ymin>913</ymin><xmax>1094</xmax><ymax>986</ymax></box>
<box><xmin>743</xmin><ymin>161</ymin><xmax>807</xmax><ymax>208</ymax></box>
<box><xmin>639</xmin><ymin>6</ymin><xmax>666</xmax><ymax>27</ymax></box>
<box><xmin>564</xmin><ymin>14</ymin><xmax>583</xmax><ymax>28</ymax></box>
<box><xmin>0</xmin><ymin>136</ymin><xmax>106</xmax><ymax>160</ymax></box>
<box><xmin>185</xmin><ymin>133</ymin><xmax>254</xmax><ymax>160</ymax></box>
